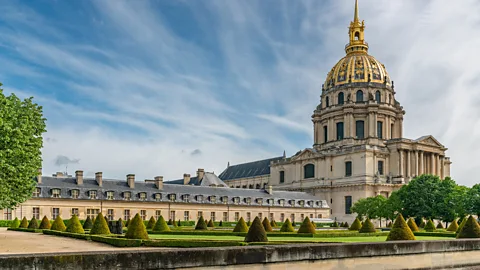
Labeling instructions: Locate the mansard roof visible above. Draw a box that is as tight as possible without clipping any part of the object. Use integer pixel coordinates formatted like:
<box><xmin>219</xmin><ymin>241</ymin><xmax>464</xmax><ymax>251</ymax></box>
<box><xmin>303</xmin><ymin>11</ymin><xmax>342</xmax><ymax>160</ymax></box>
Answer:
<box><xmin>167</xmin><ymin>172</ymin><xmax>228</xmax><ymax>187</ymax></box>
<box><xmin>218</xmin><ymin>156</ymin><xmax>285</xmax><ymax>181</ymax></box>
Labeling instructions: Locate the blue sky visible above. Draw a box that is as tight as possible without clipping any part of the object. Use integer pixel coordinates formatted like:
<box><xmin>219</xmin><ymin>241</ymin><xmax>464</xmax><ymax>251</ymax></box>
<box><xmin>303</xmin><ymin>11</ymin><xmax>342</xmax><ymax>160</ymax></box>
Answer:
<box><xmin>1</xmin><ymin>0</ymin><xmax>479</xmax><ymax>186</ymax></box>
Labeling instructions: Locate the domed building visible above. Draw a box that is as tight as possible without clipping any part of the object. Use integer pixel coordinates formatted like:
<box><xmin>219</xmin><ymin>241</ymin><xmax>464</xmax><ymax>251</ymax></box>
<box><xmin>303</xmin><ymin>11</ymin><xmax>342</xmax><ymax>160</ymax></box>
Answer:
<box><xmin>220</xmin><ymin>0</ymin><xmax>452</xmax><ymax>223</ymax></box>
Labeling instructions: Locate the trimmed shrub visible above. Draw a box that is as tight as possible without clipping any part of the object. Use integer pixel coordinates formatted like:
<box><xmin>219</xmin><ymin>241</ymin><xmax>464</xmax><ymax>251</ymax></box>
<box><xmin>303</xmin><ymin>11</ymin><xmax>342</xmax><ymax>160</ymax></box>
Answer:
<box><xmin>91</xmin><ymin>236</ymin><xmax>142</xmax><ymax>247</ymax></box>
<box><xmin>153</xmin><ymin>215</ymin><xmax>170</xmax><ymax>232</ymax></box>
<box><xmin>343</xmin><ymin>222</ymin><xmax>349</xmax><ymax>228</ymax></box>
<box><xmin>172</xmin><ymin>219</ymin><xmax>178</xmax><ymax>227</ymax></box>
<box><xmin>247</xmin><ymin>220</ymin><xmax>251</xmax><ymax>226</ymax></box>
<box><xmin>19</xmin><ymin>217</ymin><xmax>28</xmax><ymax>228</ymax></box>
<box><xmin>447</xmin><ymin>219</ymin><xmax>459</xmax><ymax>232</ymax></box>
<box><xmin>437</xmin><ymin>222</ymin><xmax>444</xmax><ymax>229</ymax></box>
<box><xmin>280</xmin><ymin>218</ymin><xmax>295</xmax><ymax>232</ymax></box>
<box><xmin>28</xmin><ymin>217</ymin><xmax>38</xmax><ymax>229</ymax></box>
<box><xmin>407</xmin><ymin>218</ymin><xmax>419</xmax><ymax>232</ymax></box>
<box><xmin>387</xmin><ymin>221</ymin><xmax>392</xmax><ymax>228</ymax></box>
<box><xmin>298</xmin><ymin>217</ymin><xmax>316</xmax><ymax>234</ymax></box>
<box><xmin>90</xmin><ymin>213</ymin><xmax>110</xmax><ymax>235</ymax></box>
<box><xmin>125</xmin><ymin>213</ymin><xmax>149</xmax><ymax>240</ymax></box>
<box><xmin>195</xmin><ymin>216</ymin><xmax>208</xmax><ymax>230</ymax></box>
<box><xmin>386</xmin><ymin>214</ymin><xmax>415</xmax><ymax>241</ymax></box>
<box><xmin>144</xmin><ymin>239</ymin><xmax>247</xmax><ymax>248</ymax></box>
<box><xmin>414</xmin><ymin>231</ymin><xmax>456</xmax><ymax>237</ymax></box>
<box><xmin>311</xmin><ymin>221</ymin><xmax>317</xmax><ymax>228</ymax></box>
<box><xmin>349</xmin><ymin>218</ymin><xmax>362</xmax><ymax>231</ymax></box>
<box><xmin>66</xmin><ymin>215</ymin><xmax>85</xmax><ymax>234</ymax></box>
<box><xmin>262</xmin><ymin>217</ymin><xmax>273</xmax><ymax>232</ymax></box>
<box><xmin>270</xmin><ymin>219</ymin><xmax>277</xmax><ymax>228</ymax></box>
<box><xmin>233</xmin><ymin>217</ymin><xmax>249</xmax><ymax>233</ymax></box>
<box><xmin>457</xmin><ymin>216</ymin><xmax>480</xmax><ymax>239</ymax></box>
<box><xmin>457</xmin><ymin>217</ymin><xmax>467</xmax><ymax>234</ymax></box>
<box><xmin>167</xmin><ymin>219</ymin><xmax>173</xmax><ymax>225</ymax></box>
<box><xmin>331</xmin><ymin>221</ymin><xmax>339</xmax><ymax>227</ymax></box>
<box><xmin>207</xmin><ymin>219</ymin><xmax>215</xmax><ymax>228</ymax></box>
<box><xmin>92</xmin><ymin>217</ymin><xmax>96</xmax><ymax>226</ymax></box>
<box><xmin>244</xmin><ymin>216</ymin><xmax>268</xmax><ymax>242</ymax></box>
<box><xmin>219</xmin><ymin>220</ymin><xmax>223</xmax><ymax>227</ymax></box>
<box><xmin>10</xmin><ymin>217</ymin><xmax>20</xmax><ymax>228</ymax></box>
<box><xmin>109</xmin><ymin>220</ymin><xmax>124</xmax><ymax>234</ymax></box>
<box><xmin>125</xmin><ymin>218</ymin><xmax>130</xmax><ymax>227</ymax></box>
<box><xmin>39</xmin><ymin>216</ymin><xmax>51</xmax><ymax>230</ymax></box>
<box><xmin>43</xmin><ymin>230</ymin><xmax>91</xmax><ymax>240</ymax></box>
<box><xmin>51</xmin><ymin>216</ymin><xmax>67</xmax><ymax>232</ymax></box>
<box><xmin>424</xmin><ymin>219</ymin><xmax>436</xmax><ymax>232</ymax></box>
<box><xmin>359</xmin><ymin>218</ymin><xmax>376</xmax><ymax>233</ymax></box>
<box><xmin>292</xmin><ymin>221</ymin><xmax>296</xmax><ymax>227</ymax></box>
<box><xmin>177</xmin><ymin>219</ymin><xmax>182</xmax><ymax>227</ymax></box>
<box><xmin>419</xmin><ymin>220</ymin><xmax>426</xmax><ymax>228</ymax></box>
<box><xmin>83</xmin><ymin>216</ymin><xmax>93</xmax><ymax>230</ymax></box>
<box><xmin>147</xmin><ymin>217</ymin><xmax>156</xmax><ymax>229</ymax></box>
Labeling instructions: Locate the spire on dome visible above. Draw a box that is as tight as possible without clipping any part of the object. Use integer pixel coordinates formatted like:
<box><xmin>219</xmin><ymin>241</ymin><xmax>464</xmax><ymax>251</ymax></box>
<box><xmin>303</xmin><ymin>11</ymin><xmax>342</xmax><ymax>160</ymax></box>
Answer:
<box><xmin>345</xmin><ymin>0</ymin><xmax>369</xmax><ymax>55</ymax></box>
<box><xmin>354</xmin><ymin>0</ymin><xmax>360</xmax><ymax>23</ymax></box>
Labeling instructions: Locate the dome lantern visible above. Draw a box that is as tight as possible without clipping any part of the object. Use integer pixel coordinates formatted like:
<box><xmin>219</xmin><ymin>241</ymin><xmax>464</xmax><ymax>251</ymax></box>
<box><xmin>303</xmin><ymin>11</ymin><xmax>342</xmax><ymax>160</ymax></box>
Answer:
<box><xmin>345</xmin><ymin>0</ymin><xmax>369</xmax><ymax>55</ymax></box>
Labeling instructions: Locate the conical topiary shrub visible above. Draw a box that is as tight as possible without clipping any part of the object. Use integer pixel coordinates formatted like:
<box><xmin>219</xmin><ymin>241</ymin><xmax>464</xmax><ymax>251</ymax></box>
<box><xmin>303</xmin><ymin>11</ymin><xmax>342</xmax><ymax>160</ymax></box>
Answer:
<box><xmin>10</xmin><ymin>217</ymin><xmax>20</xmax><ymax>228</ymax></box>
<box><xmin>457</xmin><ymin>216</ymin><xmax>480</xmax><ymax>239</ymax></box>
<box><xmin>167</xmin><ymin>219</ymin><xmax>173</xmax><ymax>225</ymax></box>
<box><xmin>172</xmin><ymin>219</ymin><xmax>178</xmax><ymax>227</ymax></box>
<box><xmin>359</xmin><ymin>218</ymin><xmax>376</xmax><ymax>233</ymax></box>
<box><xmin>125</xmin><ymin>213</ymin><xmax>149</xmax><ymax>240</ymax></box>
<box><xmin>207</xmin><ymin>219</ymin><xmax>215</xmax><ymax>227</ymax></box>
<box><xmin>447</xmin><ymin>219</ymin><xmax>459</xmax><ymax>232</ymax></box>
<box><xmin>19</xmin><ymin>217</ymin><xmax>28</xmax><ymax>228</ymax></box>
<box><xmin>262</xmin><ymin>217</ymin><xmax>273</xmax><ymax>232</ymax></box>
<box><xmin>51</xmin><ymin>216</ymin><xmax>67</xmax><ymax>231</ymax></box>
<box><xmin>177</xmin><ymin>219</ymin><xmax>182</xmax><ymax>227</ymax></box>
<box><xmin>332</xmin><ymin>221</ymin><xmax>339</xmax><ymax>227</ymax></box>
<box><xmin>437</xmin><ymin>222</ymin><xmax>444</xmax><ymax>229</ymax></box>
<box><xmin>219</xmin><ymin>220</ymin><xmax>223</xmax><ymax>227</ymax></box>
<box><xmin>419</xmin><ymin>220</ymin><xmax>426</xmax><ymax>228</ymax></box>
<box><xmin>247</xmin><ymin>220</ymin><xmax>251</xmax><ymax>226</ymax></box>
<box><xmin>407</xmin><ymin>218</ymin><xmax>419</xmax><ymax>232</ymax></box>
<box><xmin>233</xmin><ymin>217</ymin><xmax>248</xmax><ymax>232</ymax></box>
<box><xmin>343</xmin><ymin>221</ymin><xmax>350</xmax><ymax>228</ymax></box>
<box><xmin>424</xmin><ymin>219</ymin><xmax>436</xmax><ymax>232</ymax></box>
<box><xmin>311</xmin><ymin>221</ymin><xmax>317</xmax><ymax>228</ymax></box>
<box><xmin>83</xmin><ymin>216</ymin><xmax>93</xmax><ymax>230</ymax></box>
<box><xmin>297</xmin><ymin>217</ymin><xmax>316</xmax><ymax>234</ymax></box>
<box><xmin>292</xmin><ymin>221</ymin><xmax>296</xmax><ymax>227</ymax></box>
<box><xmin>90</xmin><ymin>213</ymin><xmax>110</xmax><ymax>235</ymax></box>
<box><xmin>195</xmin><ymin>216</ymin><xmax>208</xmax><ymax>230</ymax></box>
<box><xmin>39</xmin><ymin>216</ymin><xmax>51</xmax><ymax>230</ymax></box>
<box><xmin>270</xmin><ymin>219</ymin><xmax>277</xmax><ymax>228</ymax></box>
<box><xmin>349</xmin><ymin>218</ymin><xmax>362</xmax><ymax>231</ymax></box>
<box><xmin>153</xmin><ymin>215</ymin><xmax>170</xmax><ymax>232</ymax></box>
<box><xmin>244</xmin><ymin>216</ymin><xmax>268</xmax><ymax>242</ymax></box>
<box><xmin>387</xmin><ymin>221</ymin><xmax>392</xmax><ymax>228</ymax></box>
<box><xmin>147</xmin><ymin>217</ymin><xmax>156</xmax><ymax>230</ymax></box>
<box><xmin>386</xmin><ymin>214</ymin><xmax>416</xmax><ymax>241</ymax></box>
<box><xmin>28</xmin><ymin>217</ymin><xmax>38</xmax><ymax>229</ymax></box>
<box><xmin>457</xmin><ymin>217</ymin><xmax>467</xmax><ymax>234</ymax></box>
<box><xmin>66</xmin><ymin>215</ymin><xmax>85</xmax><ymax>234</ymax></box>
<box><xmin>280</xmin><ymin>218</ymin><xmax>295</xmax><ymax>232</ymax></box>
<box><xmin>125</xmin><ymin>218</ymin><xmax>130</xmax><ymax>227</ymax></box>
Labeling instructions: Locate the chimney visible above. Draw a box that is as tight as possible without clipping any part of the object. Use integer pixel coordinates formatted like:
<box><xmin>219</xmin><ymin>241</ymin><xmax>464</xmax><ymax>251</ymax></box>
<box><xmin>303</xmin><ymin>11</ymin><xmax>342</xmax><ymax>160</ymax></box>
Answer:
<box><xmin>127</xmin><ymin>174</ymin><xmax>135</xmax><ymax>189</ymax></box>
<box><xmin>75</xmin><ymin>170</ymin><xmax>84</xmax><ymax>185</ymax></box>
<box><xmin>37</xmin><ymin>168</ymin><xmax>42</xmax><ymax>184</ymax></box>
<box><xmin>95</xmin><ymin>172</ymin><xmax>103</xmax><ymax>187</ymax></box>
<box><xmin>54</xmin><ymin>172</ymin><xmax>64</xmax><ymax>178</ymax></box>
<box><xmin>267</xmin><ymin>185</ymin><xmax>273</xmax><ymax>195</ymax></box>
<box><xmin>155</xmin><ymin>176</ymin><xmax>164</xmax><ymax>190</ymax></box>
<box><xmin>197</xmin><ymin>168</ymin><xmax>205</xmax><ymax>181</ymax></box>
<box><xmin>183</xmin><ymin>174</ymin><xmax>191</xmax><ymax>185</ymax></box>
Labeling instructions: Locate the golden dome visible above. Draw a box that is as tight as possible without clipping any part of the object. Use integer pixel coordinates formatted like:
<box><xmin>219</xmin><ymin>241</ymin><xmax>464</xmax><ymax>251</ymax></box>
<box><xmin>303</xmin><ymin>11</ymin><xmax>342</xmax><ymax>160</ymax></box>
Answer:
<box><xmin>323</xmin><ymin>0</ymin><xmax>391</xmax><ymax>90</ymax></box>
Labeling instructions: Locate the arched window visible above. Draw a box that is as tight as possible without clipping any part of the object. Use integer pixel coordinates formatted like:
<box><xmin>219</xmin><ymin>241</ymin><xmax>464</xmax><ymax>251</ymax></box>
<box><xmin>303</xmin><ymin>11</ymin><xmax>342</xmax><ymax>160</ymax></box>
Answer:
<box><xmin>256</xmin><ymin>184</ymin><xmax>260</xmax><ymax>189</ymax></box>
<box><xmin>355</xmin><ymin>32</ymin><xmax>360</xmax><ymax>40</ymax></box>
<box><xmin>356</xmin><ymin>90</ymin><xmax>364</xmax><ymax>103</ymax></box>
<box><xmin>325</xmin><ymin>96</ymin><xmax>330</xmax><ymax>107</ymax></box>
<box><xmin>356</xmin><ymin>120</ymin><xmax>365</xmax><ymax>139</ymax></box>
<box><xmin>375</xmin><ymin>90</ymin><xmax>381</xmax><ymax>104</ymax></box>
<box><xmin>338</xmin><ymin>92</ymin><xmax>344</xmax><ymax>105</ymax></box>
<box><xmin>304</xmin><ymin>164</ymin><xmax>315</xmax><ymax>179</ymax></box>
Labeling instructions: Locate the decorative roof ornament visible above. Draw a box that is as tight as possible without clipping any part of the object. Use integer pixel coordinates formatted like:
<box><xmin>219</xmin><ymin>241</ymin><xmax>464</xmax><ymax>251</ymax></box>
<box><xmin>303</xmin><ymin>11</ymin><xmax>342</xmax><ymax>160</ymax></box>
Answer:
<box><xmin>345</xmin><ymin>0</ymin><xmax>369</xmax><ymax>55</ymax></box>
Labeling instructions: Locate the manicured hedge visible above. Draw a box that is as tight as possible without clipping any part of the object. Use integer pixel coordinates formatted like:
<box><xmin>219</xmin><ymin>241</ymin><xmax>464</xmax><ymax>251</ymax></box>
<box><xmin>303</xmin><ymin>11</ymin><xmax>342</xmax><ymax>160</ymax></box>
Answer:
<box><xmin>90</xmin><ymin>236</ymin><xmax>142</xmax><ymax>247</ymax></box>
<box><xmin>7</xmin><ymin>228</ymin><xmax>42</xmax><ymax>233</ymax></box>
<box><xmin>413</xmin><ymin>231</ymin><xmax>456</xmax><ymax>238</ymax></box>
<box><xmin>143</xmin><ymin>240</ymin><xmax>247</xmax><ymax>248</ymax></box>
<box><xmin>43</xmin><ymin>230</ymin><xmax>91</xmax><ymax>240</ymax></box>
<box><xmin>0</xmin><ymin>220</ymin><xmax>14</xmax><ymax>227</ymax></box>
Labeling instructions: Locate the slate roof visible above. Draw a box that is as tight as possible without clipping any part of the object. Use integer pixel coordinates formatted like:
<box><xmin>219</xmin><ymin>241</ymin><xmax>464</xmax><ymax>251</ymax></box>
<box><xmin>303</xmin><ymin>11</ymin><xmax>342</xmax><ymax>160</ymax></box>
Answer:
<box><xmin>34</xmin><ymin>176</ymin><xmax>328</xmax><ymax>209</ymax></box>
<box><xmin>218</xmin><ymin>156</ymin><xmax>285</xmax><ymax>181</ymax></box>
<box><xmin>167</xmin><ymin>172</ymin><xmax>228</xmax><ymax>187</ymax></box>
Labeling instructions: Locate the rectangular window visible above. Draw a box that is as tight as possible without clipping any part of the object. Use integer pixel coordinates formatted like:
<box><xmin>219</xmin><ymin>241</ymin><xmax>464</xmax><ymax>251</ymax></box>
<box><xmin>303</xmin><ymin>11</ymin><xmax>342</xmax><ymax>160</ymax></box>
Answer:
<box><xmin>124</xmin><ymin>209</ymin><xmax>130</xmax><ymax>220</ymax></box>
<box><xmin>377</xmin><ymin>121</ymin><xmax>383</xmax><ymax>139</ymax></box>
<box><xmin>345</xmin><ymin>196</ymin><xmax>352</xmax><ymax>214</ymax></box>
<box><xmin>356</xmin><ymin>120</ymin><xmax>365</xmax><ymax>139</ymax></box>
<box><xmin>182</xmin><ymin>195</ymin><xmax>189</xmax><ymax>203</ymax></box>
<box><xmin>336</xmin><ymin>122</ymin><xmax>344</xmax><ymax>140</ymax></box>
<box><xmin>223</xmin><ymin>212</ymin><xmax>228</xmax><ymax>222</ymax></box>
<box><xmin>280</xmin><ymin>213</ymin><xmax>285</xmax><ymax>222</ymax></box>
<box><xmin>140</xmin><ymin>210</ymin><xmax>147</xmax><ymax>220</ymax></box>
<box><xmin>155</xmin><ymin>193</ymin><xmax>162</xmax><ymax>202</ymax></box>
<box><xmin>89</xmin><ymin>191</ymin><xmax>97</xmax><ymax>199</ymax></box>
<box><xmin>345</xmin><ymin>161</ymin><xmax>352</xmax><ymax>177</ymax></box>
<box><xmin>71</xmin><ymin>190</ymin><xmax>79</xmax><ymax>199</ymax></box>
<box><xmin>52</xmin><ymin>208</ymin><xmax>60</xmax><ymax>219</ymax></box>
<box><xmin>310</xmin><ymin>214</ymin><xmax>314</xmax><ymax>218</ymax></box>
<box><xmin>290</xmin><ymin>214</ymin><xmax>295</xmax><ymax>222</ymax></box>
<box><xmin>170</xmin><ymin>210</ymin><xmax>175</xmax><ymax>221</ymax></box>
<box><xmin>124</xmin><ymin>192</ymin><xmax>131</xmax><ymax>201</ymax></box>
<box><xmin>87</xmin><ymin>209</ymin><xmax>99</xmax><ymax>219</ymax></box>
<box><xmin>234</xmin><ymin>212</ymin><xmax>239</xmax><ymax>222</ymax></box>
<box><xmin>279</xmin><ymin>171</ymin><xmax>285</xmax><ymax>184</ymax></box>
<box><xmin>378</xmin><ymin>160</ymin><xmax>384</xmax><ymax>175</ymax></box>
<box><xmin>184</xmin><ymin>211</ymin><xmax>189</xmax><ymax>221</ymax></box>
<box><xmin>3</xmin><ymin>208</ymin><xmax>12</xmax><ymax>220</ymax></box>
<box><xmin>33</xmin><ymin>207</ymin><xmax>40</xmax><ymax>219</ymax></box>
<box><xmin>269</xmin><ymin>213</ymin><xmax>274</xmax><ymax>221</ymax></box>
<box><xmin>210</xmin><ymin>212</ymin><xmax>216</xmax><ymax>221</ymax></box>
<box><xmin>33</xmin><ymin>188</ymin><xmax>41</xmax><ymax>197</ymax></box>
<box><xmin>258</xmin><ymin>213</ymin><xmax>263</xmax><ymax>220</ymax></box>
<box><xmin>106</xmin><ymin>191</ymin><xmax>114</xmax><ymax>200</ymax></box>
<box><xmin>52</xmin><ymin>189</ymin><xmax>61</xmax><ymax>198</ymax></box>
<box><xmin>323</xmin><ymin>126</ymin><xmax>328</xmax><ymax>143</ymax></box>
<box><xmin>107</xmin><ymin>209</ymin><xmax>114</xmax><ymax>221</ymax></box>
<box><xmin>197</xmin><ymin>211</ymin><xmax>203</xmax><ymax>218</ymax></box>
<box><xmin>155</xmin><ymin>210</ymin><xmax>161</xmax><ymax>220</ymax></box>
<box><xmin>300</xmin><ymin>214</ymin><xmax>304</xmax><ymax>221</ymax></box>
<box><xmin>139</xmin><ymin>193</ymin><xmax>146</xmax><ymax>201</ymax></box>
<box><xmin>169</xmin><ymin>194</ymin><xmax>176</xmax><ymax>202</ymax></box>
<box><xmin>71</xmin><ymin>208</ymin><xmax>79</xmax><ymax>217</ymax></box>
<box><xmin>391</xmin><ymin>123</ymin><xmax>394</xmax><ymax>138</ymax></box>
<box><xmin>246</xmin><ymin>212</ymin><xmax>251</xmax><ymax>222</ymax></box>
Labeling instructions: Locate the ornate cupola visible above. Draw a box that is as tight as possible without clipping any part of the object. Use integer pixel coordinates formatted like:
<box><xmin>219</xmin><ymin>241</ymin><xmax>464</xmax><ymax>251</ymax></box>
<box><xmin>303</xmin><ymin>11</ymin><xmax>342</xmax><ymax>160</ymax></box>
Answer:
<box><xmin>345</xmin><ymin>0</ymin><xmax>369</xmax><ymax>55</ymax></box>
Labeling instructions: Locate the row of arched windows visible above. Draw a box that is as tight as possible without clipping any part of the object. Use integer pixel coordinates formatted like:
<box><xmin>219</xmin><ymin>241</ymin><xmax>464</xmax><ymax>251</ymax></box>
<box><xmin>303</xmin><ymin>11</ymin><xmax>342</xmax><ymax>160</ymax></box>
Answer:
<box><xmin>324</xmin><ymin>90</ymin><xmax>383</xmax><ymax>108</ymax></box>
<box><xmin>322</xmin><ymin>120</ymin><xmax>386</xmax><ymax>142</ymax></box>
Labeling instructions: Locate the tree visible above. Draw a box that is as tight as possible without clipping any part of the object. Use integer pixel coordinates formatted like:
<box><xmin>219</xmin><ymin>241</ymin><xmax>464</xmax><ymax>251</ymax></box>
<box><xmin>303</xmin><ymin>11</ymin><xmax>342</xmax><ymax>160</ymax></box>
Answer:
<box><xmin>66</xmin><ymin>215</ymin><xmax>84</xmax><ymax>234</ymax></box>
<box><xmin>195</xmin><ymin>216</ymin><xmax>207</xmax><ymax>230</ymax></box>
<box><xmin>125</xmin><ymin>213</ymin><xmax>149</xmax><ymax>240</ymax></box>
<box><xmin>233</xmin><ymin>217</ymin><xmax>248</xmax><ymax>233</ymax></box>
<box><xmin>153</xmin><ymin>216</ymin><xmax>170</xmax><ymax>232</ymax></box>
<box><xmin>359</xmin><ymin>218</ymin><xmax>376</xmax><ymax>233</ymax></box>
<box><xmin>467</xmin><ymin>184</ymin><xmax>480</xmax><ymax>217</ymax></box>
<box><xmin>51</xmin><ymin>216</ymin><xmax>66</xmax><ymax>231</ymax></box>
<box><xmin>280</xmin><ymin>218</ymin><xmax>295</xmax><ymax>232</ymax></box>
<box><xmin>146</xmin><ymin>217</ymin><xmax>156</xmax><ymax>230</ymax></box>
<box><xmin>244</xmin><ymin>217</ymin><xmax>268</xmax><ymax>242</ymax></box>
<box><xmin>207</xmin><ymin>219</ymin><xmax>215</xmax><ymax>227</ymax></box>
<box><xmin>0</xmin><ymin>86</ymin><xmax>47</xmax><ymax>209</ymax></box>
<box><xmin>398</xmin><ymin>175</ymin><xmax>440</xmax><ymax>220</ymax></box>
<box><xmin>349</xmin><ymin>218</ymin><xmax>362</xmax><ymax>231</ymax></box>
<box><xmin>457</xmin><ymin>216</ymin><xmax>480</xmax><ymax>239</ymax></box>
<box><xmin>90</xmin><ymin>213</ymin><xmax>110</xmax><ymax>235</ymax></box>
<box><xmin>407</xmin><ymin>218</ymin><xmax>419</xmax><ymax>232</ymax></box>
<box><xmin>424</xmin><ymin>219</ymin><xmax>436</xmax><ymax>232</ymax></box>
<box><xmin>262</xmin><ymin>217</ymin><xmax>273</xmax><ymax>232</ymax></box>
<box><xmin>386</xmin><ymin>214</ymin><xmax>415</xmax><ymax>241</ymax></box>
<box><xmin>83</xmin><ymin>216</ymin><xmax>93</xmax><ymax>230</ymax></box>
<box><xmin>28</xmin><ymin>217</ymin><xmax>38</xmax><ymax>229</ymax></box>
<box><xmin>39</xmin><ymin>216</ymin><xmax>51</xmax><ymax>230</ymax></box>
<box><xmin>10</xmin><ymin>217</ymin><xmax>20</xmax><ymax>228</ymax></box>
<box><xmin>351</xmin><ymin>195</ymin><xmax>388</xmax><ymax>226</ymax></box>
<box><xmin>297</xmin><ymin>217</ymin><xmax>316</xmax><ymax>234</ymax></box>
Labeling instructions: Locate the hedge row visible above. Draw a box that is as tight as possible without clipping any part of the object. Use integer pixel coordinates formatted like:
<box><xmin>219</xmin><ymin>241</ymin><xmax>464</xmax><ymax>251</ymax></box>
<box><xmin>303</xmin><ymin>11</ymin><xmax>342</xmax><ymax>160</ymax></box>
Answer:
<box><xmin>7</xmin><ymin>228</ymin><xmax>42</xmax><ymax>233</ymax></box>
<box><xmin>413</xmin><ymin>231</ymin><xmax>456</xmax><ymax>238</ymax></box>
<box><xmin>90</xmin><ymin>236</ymin><xmax>142</xmax><ymax>247</ymax></box>
<box><xmin>143</xmin><ymin>240</ymin><xmax>247</xmax><ymax>248</ymax></box>
<box><xmin>147</xmin><ymin>230</ymin><xmax>387</xmax><ymax>238</ymax></box>
<box><xmin>43</xmin><ymin>230</ymin><xmax>91</xmax><ymax>240</ymax></box>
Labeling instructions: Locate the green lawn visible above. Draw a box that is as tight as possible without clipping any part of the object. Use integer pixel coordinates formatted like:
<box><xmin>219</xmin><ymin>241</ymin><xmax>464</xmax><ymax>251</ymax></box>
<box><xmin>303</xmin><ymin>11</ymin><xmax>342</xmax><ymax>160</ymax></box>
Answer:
<box><xmin>148</xmin><ymin>234</ymin><xmax>449</xmax><ymax>243</ymax></box>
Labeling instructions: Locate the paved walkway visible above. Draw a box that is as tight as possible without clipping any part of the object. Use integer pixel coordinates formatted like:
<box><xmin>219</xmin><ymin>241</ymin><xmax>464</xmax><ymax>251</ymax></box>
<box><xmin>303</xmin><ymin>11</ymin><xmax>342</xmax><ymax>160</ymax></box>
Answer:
<box><xmin>0</xmin><ymin>228</ymin><xmax>150</xmax><ymax>255</ymax></box>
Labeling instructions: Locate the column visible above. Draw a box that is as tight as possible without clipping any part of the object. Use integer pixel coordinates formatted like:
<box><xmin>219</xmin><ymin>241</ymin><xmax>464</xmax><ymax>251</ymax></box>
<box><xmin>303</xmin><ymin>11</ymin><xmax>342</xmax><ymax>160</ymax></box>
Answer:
<box><xmin>419</xmin><ymin>151</ymin><xmax>424</xmax><ymax>175</ymax></box>
<box><xmin>373</xmin><ymin>113</ymin><xmax>378</xmax><ymax>138</ymax></box>
<box><xmin>406</xmin><ymin>150</ymin><xmax>411</xmax><ymax>177</ymax></box>
<box><xmin>385</xmin><ymin>117</ymin><xmax>390</xmax><ymax>140</ymax></box>
<box><xmin>368</xmin><ymin>112</ymin><xmax>375</xmax><ymax>137</ymax></box>
<box><xmin>440</xmin><ymin>156</ymin><xmax>445</xmax><ymax>179</ymax></box>
<box><xmin>349</xmin><ymin>114</ymin><xmax>355</xmax><ymax>138</ymax></box>
<box><xmin>431</xmin><ymin>154</ymin><xmax>435</xmax><ymax>175</ymax></box>
<box><xmin>414</xmin><ymin>151</ymin><xmax>419</xmax><ymax>176</ymax></box>
<box><xmin>344</xmin><ymin>114</ymin><xmax>350</xmax><ymax>139</ymax></box>
<box><xmin>399</xmin><ymin>118</ymin><xmax>404</xmax><ymax>138</ymax></box>
<box><xmin>399</xmin><ymin>150</ymin><xmax>404</xmax><ymax>176</ymax></box>
<box><xmin>436</xmin><ymin>154</ymin><xmax>441</xmax><ymax>177</ymax></box>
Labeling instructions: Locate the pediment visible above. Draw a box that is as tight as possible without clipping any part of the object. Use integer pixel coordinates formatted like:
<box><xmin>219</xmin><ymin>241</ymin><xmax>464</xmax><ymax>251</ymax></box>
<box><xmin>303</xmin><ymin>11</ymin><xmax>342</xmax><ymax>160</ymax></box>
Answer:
<box><xmin>291</xmin><ymin>148</ymin><xmax>318</xmax><ymax>161</ymax></box>
<box><xmin>415</xmin><ymin>135</ymin><xmax>444</xmax><ymax>148</ymax></box>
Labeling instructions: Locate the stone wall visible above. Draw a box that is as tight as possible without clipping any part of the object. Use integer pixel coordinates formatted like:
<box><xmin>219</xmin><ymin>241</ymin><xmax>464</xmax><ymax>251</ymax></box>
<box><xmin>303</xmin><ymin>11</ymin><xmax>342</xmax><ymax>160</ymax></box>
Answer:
<box><xmin>2</xmin><ymin>240</ymin><xmax>480</xmax><ymax>269</ymax></box>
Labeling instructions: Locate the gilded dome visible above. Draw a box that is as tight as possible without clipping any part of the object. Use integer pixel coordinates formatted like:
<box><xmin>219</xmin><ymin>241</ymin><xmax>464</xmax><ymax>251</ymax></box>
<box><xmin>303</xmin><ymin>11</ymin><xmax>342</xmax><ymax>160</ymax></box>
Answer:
<box><xmin>324</xmin><ymin>54</ymin><xmax>391</xmax><ymax>90</ymax></box>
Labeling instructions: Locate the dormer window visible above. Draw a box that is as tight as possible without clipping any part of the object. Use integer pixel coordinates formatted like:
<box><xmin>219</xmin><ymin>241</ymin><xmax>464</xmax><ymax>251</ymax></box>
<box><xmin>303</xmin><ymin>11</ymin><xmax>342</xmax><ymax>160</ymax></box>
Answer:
<box><xmin>168</xmin><ymin>194</ymin><xmax>176</xmax><ymax>202</ymax></box>
<box><xmin>279</xmin><ymin>199</ymin><xmax>285</xmax><ymax>206</ymax></box>
<box><xmin>209</xmin><ymin>196</ymin><xmax>216</xmax><ymax>203</ymax></box>
<box><xmin>71</xmin><ymin>189</ymin><xmax>79</xmax><ymax>199</ymax></box>
<box><xmin>139</xmin><ymin>192</ymin><xmax>147</xmax><ymax>201</ymax></box>
<box><xmin>89</xmin><ymin>190</ymin><xmax>97</xmax><ymax>199</ymax></box>
<box><xmin>124</xmin><ymin>192</ymin><xmax>131</xmax><ymax>201</ymax></box>
<box><xmin>316</xmin><ymin>201</ymin><xmax>321</xmax><ymax>207</ymax></box>
<box><xmin>182</xmin><ymin>194</ymin><xmax>190</xmax><ymax>202</ymax></box>
<box><xmin>51</xmin><ymin>188</ymin><xmax>61</xmax><ymax>198</ymax></box>
<box><xmin>233</xmin><ymin>197</ymin><xmax>240</xmax><ymax>204</ymax></box>
<box><xmin>106</xmin><ymin>191</ymin><xmax>114</xmax><ymax>200</ymax></box>
<box><xmin>256</xmin><ymin>198</ymin><xmax>263</xmax><ymax>205</ymax></box>
<box><xmin>245</xmin><ymin>197</ymin><xmax>252</xmax><ymax>205</ymax></box>
<box><xmin>221</xmin><ymin>196</ymin><xmax>228</xmax><ymax>204</ymax></box>
<box><xmin>299</xmin><ymin>200</ymin><xmax>305</xmax><ymax>207</ymax></box>
<box><xmin>196</xmin><ymin>195</ymin><xmax>203</xmax><ymax>202</ymax></box>
<box><xmin>289</xmin><ymin>199</ymin><xmax>295</xmax><ymax>206</ymax></box>
<box><xmin>154</xmin><ymin>193</ymin><xmax>162</xmax><ymax>202</ymax></box>
<box><xmin>267</xmin><ymin>199</ymin><xmax>274</xmax><ymax>206</ymax></box>
<box><xmin>33</xmin><ymin>188</ymin><xmax>41</xmax><ymax>197</ymax></box>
